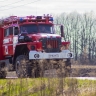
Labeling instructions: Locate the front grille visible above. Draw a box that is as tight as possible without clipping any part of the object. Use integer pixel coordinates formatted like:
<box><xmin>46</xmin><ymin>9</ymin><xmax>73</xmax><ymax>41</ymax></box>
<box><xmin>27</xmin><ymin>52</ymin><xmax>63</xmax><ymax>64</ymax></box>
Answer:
<box><xmin>46</xmin><ymin>40</ymin><xmax>58</xmax><ymax>48</ymax></box>
<box><xmin>40</xmin><ymin>37</ymin><xmax>61</xmax><ymax>52</ymax></box>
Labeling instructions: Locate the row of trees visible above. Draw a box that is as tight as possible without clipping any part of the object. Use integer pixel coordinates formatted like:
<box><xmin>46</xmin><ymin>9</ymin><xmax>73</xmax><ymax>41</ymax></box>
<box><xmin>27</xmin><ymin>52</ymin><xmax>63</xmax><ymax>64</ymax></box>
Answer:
<box><xmin>54</xmin><ymin>12</ymin><xmax>96</xmax><ymax>64</ymax></box>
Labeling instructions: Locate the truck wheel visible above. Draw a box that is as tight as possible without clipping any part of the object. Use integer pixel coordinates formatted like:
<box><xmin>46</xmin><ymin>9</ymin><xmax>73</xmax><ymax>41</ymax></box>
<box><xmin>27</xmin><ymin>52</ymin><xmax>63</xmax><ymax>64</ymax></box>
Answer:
<box><xmin>0</xmin><ymin>71</ymin><xmax>6</xmax><ymax>78</ymax></box>
<box><xmin>0</xmin><ymin>62</ymin><xmax>7</xmax><ymax>78</ymax></box>
<box><xmin>15</xmin><ymin>55</ymin><xmax>30</xmax><ymax>78</ymax></box>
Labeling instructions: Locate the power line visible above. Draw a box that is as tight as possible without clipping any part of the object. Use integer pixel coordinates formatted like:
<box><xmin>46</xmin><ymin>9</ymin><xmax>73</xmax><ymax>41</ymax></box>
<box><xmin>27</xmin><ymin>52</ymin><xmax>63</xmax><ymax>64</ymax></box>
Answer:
<box><xmin>0</xmin><ymin>0</ymin><xmax>25</xmax><ymax>8</ymax></box>
<box><xmin>0</xmin><ymin>0</ymin><xmax>41</xmax><ymax>11</ymax></box>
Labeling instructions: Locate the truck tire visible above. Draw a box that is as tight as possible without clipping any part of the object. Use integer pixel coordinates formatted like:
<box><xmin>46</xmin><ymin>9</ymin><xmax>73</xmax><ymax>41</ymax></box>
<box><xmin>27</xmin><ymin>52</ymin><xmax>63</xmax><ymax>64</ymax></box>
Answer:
<box><xmin>0</xmin><ymin>71</ymin><xmax>6</xmax><ymax>78</ymax></box>
<box><xmin>0</xmin><ymin>62</ymin><xmax>7</xmax><ymax>78</ymax></box>
<box><xmin>15</xmin><ymin>55</ymin><xmax>31</xmax><ymax>78</ymax></box>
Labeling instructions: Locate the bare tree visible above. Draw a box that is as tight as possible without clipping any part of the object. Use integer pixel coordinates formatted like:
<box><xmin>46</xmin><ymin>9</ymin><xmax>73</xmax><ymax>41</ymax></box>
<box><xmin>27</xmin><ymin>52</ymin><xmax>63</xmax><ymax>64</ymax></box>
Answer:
<box><xmin>54</xmin><ymin>11</ymin><xmax>96</xmax><ymax>64</ymax></box>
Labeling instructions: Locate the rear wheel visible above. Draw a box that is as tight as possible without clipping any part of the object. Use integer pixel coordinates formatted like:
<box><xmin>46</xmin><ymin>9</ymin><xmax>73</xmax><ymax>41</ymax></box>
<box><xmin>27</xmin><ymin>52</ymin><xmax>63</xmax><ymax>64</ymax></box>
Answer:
<box><xmin>15</xmin><ymin>55</ymin><xmax>31</xmax><ymax>78</ymax></box>
<box><xmin>0</xmin><ymin>62</ymin><xmax>7</xmax><ymax>79</ymax></box>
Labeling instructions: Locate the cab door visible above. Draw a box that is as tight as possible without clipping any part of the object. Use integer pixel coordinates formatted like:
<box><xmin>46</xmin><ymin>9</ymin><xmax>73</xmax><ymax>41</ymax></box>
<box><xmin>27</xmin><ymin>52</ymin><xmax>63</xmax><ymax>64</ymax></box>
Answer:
<box><xmin>13</xmin><ymin>26</ymin><xmax>19</xmax><ymax>54</ymax></box>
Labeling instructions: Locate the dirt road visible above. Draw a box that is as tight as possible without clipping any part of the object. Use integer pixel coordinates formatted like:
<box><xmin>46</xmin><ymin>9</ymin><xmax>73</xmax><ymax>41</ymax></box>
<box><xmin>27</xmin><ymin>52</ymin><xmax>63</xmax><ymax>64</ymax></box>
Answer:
<box><xmin>6</xmin><ymin>64</ymin><xmax>96</xmax><ymax>78</ymax></box>
<box><xmin>71</xmin><ymin>65</ymin><xmax>96</xmax><ymax>77</ymax></box>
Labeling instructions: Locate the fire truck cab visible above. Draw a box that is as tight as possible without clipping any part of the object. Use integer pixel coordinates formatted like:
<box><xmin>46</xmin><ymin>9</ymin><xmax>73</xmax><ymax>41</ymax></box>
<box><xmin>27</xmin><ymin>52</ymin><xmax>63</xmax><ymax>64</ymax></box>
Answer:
<box><xmin>0</xmin><ymin>15</ymin><xmax>73</xmax><ymax>78</ymax></box>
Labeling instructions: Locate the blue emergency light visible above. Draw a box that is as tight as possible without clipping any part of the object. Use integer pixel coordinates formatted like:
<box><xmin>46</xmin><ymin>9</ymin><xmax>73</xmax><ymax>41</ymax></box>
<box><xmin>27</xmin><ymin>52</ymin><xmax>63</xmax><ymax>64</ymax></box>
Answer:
<box><xmin>19</xmin><ymin>18</ymin><xmax>24</xmax><ymax>22</ymax></box>
<box><xmin>49</xmin><ymin>17</ymin><xmax>53</xmax><ymax>21</ymax></box>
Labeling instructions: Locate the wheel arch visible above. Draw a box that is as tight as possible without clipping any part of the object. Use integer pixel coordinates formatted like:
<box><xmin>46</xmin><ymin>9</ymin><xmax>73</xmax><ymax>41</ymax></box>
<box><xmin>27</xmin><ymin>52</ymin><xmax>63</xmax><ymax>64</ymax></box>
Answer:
<box><xmin>13</xmin><ymin>44</ymin><xmax>29</xmax><ymax>65</ymax></box>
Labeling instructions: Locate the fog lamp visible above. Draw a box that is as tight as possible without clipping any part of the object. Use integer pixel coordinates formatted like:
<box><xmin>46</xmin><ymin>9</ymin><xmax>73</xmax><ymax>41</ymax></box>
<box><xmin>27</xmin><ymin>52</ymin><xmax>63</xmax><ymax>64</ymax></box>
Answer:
<box><xmin>67</xmin><ymin>53</ymin><xmax>72</xmax><ymax>58</ymax></box>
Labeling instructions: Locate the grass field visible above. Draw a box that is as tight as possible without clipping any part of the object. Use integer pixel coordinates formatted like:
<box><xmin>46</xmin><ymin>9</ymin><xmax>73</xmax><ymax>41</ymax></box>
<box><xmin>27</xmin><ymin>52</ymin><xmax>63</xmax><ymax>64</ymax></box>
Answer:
<box><xmin>0</xmin><ymin>78</ymin><xmax>96</xmax><ymax>96</ymax></box>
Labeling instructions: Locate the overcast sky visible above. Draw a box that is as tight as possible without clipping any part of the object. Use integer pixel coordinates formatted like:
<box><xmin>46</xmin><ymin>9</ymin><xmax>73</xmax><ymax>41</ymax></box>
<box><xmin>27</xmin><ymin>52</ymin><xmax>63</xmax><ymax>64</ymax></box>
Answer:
<box><xmin>0</xmin><ymin>0</ymin><xmax>96</xmax><ymax>18</ymax></box>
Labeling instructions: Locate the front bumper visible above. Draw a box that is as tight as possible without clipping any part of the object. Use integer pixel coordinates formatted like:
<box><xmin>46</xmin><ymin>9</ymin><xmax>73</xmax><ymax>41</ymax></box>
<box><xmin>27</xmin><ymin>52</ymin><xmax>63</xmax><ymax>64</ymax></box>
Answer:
<box><xmin>29</xmin><ymin>50</ymin><xmax>73</xmax><ymax>60</ymax></box>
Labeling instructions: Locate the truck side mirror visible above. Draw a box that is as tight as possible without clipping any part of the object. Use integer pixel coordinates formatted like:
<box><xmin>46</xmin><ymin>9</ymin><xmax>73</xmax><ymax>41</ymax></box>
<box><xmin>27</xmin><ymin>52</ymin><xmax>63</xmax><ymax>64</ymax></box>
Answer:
<box><xmin>60</xmin><ymin>25</ymin><xmax>64</xmax><ymax>37</ymax></box>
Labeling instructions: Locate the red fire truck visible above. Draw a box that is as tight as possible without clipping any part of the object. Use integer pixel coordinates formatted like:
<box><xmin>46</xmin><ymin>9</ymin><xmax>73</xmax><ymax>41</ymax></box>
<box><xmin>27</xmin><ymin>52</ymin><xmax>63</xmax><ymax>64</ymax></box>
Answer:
<box><xmin>0</xmin><ymin>15</ymin><xmax>73</xmax><ymax>78</ymax></box>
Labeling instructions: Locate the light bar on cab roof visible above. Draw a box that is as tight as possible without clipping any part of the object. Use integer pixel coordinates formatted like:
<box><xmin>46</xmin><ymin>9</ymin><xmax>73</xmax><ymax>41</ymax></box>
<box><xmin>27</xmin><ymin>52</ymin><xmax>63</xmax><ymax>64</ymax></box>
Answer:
<box><xmin>3</xmin><ymin>14</ymin><xmax>53</xmax><ymax>24</ymax></box>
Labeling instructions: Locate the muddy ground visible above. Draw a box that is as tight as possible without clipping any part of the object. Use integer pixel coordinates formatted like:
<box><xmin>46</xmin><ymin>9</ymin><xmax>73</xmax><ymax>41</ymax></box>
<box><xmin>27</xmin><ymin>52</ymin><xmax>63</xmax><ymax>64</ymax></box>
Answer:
<box><xmin>3</xmin><ymin>59</ymin><xmax>96</xmax><ymax>77</ymax></box>
<box><xmin>71</xmin><ymin>65</ymin><xmax>96</xmax><ymax>77</ymax></box>
<box><xmin>6</xmin><ymin>64</ymin><xmax>96</xmax><ymax>78</ymax></box>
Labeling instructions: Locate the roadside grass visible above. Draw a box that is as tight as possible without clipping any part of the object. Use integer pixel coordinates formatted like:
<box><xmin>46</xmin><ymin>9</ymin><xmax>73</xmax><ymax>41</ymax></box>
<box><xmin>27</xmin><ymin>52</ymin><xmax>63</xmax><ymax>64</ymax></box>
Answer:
<box><xmin>0</xmin><ymin>78</ymin><xmax>96</xmax><ymax>96</ymax></box>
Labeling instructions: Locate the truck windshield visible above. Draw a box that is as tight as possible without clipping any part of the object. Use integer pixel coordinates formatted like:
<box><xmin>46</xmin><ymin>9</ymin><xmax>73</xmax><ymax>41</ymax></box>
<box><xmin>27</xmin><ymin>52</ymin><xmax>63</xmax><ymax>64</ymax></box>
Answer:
<box><xmin>20</xmin><ymin>24</ymin><xmax>38</xmax><ymax>34</ymax></box>
<box><xmin>20</xmin><ymin>24</ymin><xmax>54</xmax><ymax>34</ymax></box>
<box><xmin>38</xmin><ymin>24</ymin><xmax>54</xmax><ymax>34</ymax></box>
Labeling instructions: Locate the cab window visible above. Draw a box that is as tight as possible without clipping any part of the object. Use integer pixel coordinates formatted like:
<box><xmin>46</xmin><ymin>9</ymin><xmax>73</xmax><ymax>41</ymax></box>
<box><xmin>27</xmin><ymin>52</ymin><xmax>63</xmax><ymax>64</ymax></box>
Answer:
<box><xmin>4</xmin><ymin>28</ymin><xmax>9</xmax><ymax>37</ymax></box>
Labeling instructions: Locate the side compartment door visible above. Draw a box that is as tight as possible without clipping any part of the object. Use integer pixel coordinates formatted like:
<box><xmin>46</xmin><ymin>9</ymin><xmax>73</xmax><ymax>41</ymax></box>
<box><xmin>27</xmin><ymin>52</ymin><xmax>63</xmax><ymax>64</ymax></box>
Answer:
<box><xmin>3</xmin><ymin>27</ymin><xmax>13</xmax><ymax>56</ymax></box>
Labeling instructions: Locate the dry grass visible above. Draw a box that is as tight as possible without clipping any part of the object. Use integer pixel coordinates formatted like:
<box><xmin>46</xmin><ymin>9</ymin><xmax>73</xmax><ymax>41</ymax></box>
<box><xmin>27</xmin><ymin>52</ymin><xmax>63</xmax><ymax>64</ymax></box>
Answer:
<box><xmin>0</xmin><ymin>78</ymin><xmax>96</xmax><ymax>96</ymax></box>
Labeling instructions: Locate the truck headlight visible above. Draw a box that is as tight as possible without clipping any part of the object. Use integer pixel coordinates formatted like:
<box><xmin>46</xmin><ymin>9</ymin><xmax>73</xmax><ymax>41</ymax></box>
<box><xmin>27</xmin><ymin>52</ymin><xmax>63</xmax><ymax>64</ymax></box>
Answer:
<box><xmin>31</xmin><ymin>46</ymin><xmax>35</xmax><ymax>50</ymax></box>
